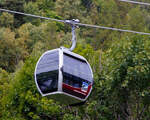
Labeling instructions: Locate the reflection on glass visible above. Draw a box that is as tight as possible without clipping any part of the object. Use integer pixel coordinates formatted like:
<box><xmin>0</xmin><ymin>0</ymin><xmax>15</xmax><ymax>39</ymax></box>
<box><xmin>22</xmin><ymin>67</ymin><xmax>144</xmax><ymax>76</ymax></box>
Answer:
<box><xmin>36</xmin><ymin>70</ymin><xmax>58</xmax><ymax>94</ymax></box>
<box><xmin>63</xmin><ymin>72</ymin><xmax>90</xmax><ymax>88</ymax></box>
<box><xmin>81</xmin><ymin>82</ymin><xmax>89</xmax><ymax>92</ymax></box>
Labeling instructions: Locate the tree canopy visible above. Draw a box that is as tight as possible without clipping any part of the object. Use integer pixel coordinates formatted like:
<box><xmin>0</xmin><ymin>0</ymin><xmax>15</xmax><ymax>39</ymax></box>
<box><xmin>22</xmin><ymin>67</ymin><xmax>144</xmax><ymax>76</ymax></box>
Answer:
<box><xmin>0</xmin><ymin>0</ymin><xmax>150</xmax><ymax>119</ymax></box>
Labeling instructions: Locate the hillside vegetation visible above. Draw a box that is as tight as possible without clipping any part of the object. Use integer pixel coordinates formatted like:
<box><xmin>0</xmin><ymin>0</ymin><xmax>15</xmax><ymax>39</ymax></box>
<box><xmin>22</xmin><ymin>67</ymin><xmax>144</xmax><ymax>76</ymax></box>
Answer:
<box><xmin>0</xmin><ymin>0</ymin><xmax>150</xmax><ymax>119</ymax></box>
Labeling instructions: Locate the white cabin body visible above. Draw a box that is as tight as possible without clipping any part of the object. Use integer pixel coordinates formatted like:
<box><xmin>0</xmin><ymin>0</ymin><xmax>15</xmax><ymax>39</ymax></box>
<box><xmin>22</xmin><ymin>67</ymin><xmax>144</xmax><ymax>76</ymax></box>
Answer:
<box><xmin>35</xmin><ymin>48</ymin><xmax>93</xmax><ymax>105</ymax></box>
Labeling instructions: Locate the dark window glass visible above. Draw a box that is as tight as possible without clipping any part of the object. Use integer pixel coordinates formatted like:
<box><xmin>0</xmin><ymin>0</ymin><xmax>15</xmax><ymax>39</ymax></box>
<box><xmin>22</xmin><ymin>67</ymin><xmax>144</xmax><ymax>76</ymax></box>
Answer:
<box><xmin>63</xmin><ymin>72</ymin><xmax>90</xmax><ymax>88</ymax></box>
<box><xmin>63</xmin><ymin>72</ymin><xmax>82</xmax><ymax>88</ymax></box>
<box><xmin>63</xmin><ymin>53</ymin><xmax>93</xmax><ymax>82</ymax></box>
<box><xmin>63</xmin><ymin>72</ymin><xmax>91</xmax><ymax>99</ymax></box>
<box><xmin>36</xmin><ymin>70</ymin><xmax>58</xmax><ymax>94</ymax></box>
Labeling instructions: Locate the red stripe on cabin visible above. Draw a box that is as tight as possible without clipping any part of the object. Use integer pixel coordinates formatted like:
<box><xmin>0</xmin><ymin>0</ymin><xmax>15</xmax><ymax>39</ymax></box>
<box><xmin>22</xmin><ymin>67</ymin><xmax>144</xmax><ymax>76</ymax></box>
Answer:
<box><xmin>62</xmin><ymin>83</ymin><xmax>92</xmax><ymax>98</ymax></box>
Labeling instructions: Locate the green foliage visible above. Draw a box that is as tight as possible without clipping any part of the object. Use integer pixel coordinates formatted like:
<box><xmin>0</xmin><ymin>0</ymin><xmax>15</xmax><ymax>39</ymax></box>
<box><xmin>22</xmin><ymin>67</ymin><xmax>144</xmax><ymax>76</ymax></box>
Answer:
<box><xmin>1</xmin><ymin>0</ymin><xmax>150</xmax><ymax>119</ymax></box>
<box><xmin>55</xmin><ymin>0</ymin><xmax>80</xmax><ymax>19</ymax></box>
<box><xmin>63</xmin><ymin>113</ymin><xmax>81</xmax><ymax>120</ymax></box>
<box><xmin>98</xmin><ymin>35</ymin><xmax>150</xmax><ymax>119</ymax></box>
<box><xmin>1</xmin><ymin>56</ymin><xmax>61</xmax><ymax>119</ymax></box>
<box><xmin>125</xmin><ymin>7</ymin><xmax>147</xmax><ymax>31</ymax></box>
<box><xmin>0</xmin><ymin>68</ymin><xmax>9</xmax><ymax>116</ymax></box>
<box><xmin>17</xmin><ymin>22</ymin><xmax>60</xmax><ymax>53</ymax></box>
<box><xmin>23</xmin><ymin>2</ymin><xmax>41</xmax><ymax>25</ymax></box>
<box><xmin>0</xmin><ymin>12</ymin><xmax>14</xmax><ymax>28</ymax></box>
<box><xmin>0</xmin><ymin>28</ymin><xmax>19</xmax><ymax>72</ymax></box>
<box><xmin>0</xmin><ymin>0</ymin><xmax>26</xmax><ymax>27</ymax></box>
<box><xmin>36</xmin><ymin>0</ymin><xmax>55</xmax><ymax>11</ymax></box>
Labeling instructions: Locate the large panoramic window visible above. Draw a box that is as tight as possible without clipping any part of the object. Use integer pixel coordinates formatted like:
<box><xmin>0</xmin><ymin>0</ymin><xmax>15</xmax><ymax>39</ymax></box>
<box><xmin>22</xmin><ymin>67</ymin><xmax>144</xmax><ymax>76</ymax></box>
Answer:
<box><xmin>36</xmin><ymin>70</ymin><xmax>58</xmax><ymax>94</ymax></box>
<box><xmin>63</xmin><ymin>53</ymin><xmax>93</xmax><ymax>82</ymax></box>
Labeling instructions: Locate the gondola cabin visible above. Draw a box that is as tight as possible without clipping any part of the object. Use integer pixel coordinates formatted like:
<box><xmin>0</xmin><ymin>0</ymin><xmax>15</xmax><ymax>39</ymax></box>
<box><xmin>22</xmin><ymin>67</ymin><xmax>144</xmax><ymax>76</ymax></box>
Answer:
<box><xmin>35</xmin><ymin>48</ymin><xmax>93</xmax><ymax>105</ymax></box>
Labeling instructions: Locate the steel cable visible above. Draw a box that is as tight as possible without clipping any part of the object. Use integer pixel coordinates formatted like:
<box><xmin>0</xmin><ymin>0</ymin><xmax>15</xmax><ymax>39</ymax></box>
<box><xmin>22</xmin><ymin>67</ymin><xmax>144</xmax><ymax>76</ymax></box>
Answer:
<box><xmin>0</xmin><ymin>8</ymin><xmax>150</xmax><ymax>35</ymax></box>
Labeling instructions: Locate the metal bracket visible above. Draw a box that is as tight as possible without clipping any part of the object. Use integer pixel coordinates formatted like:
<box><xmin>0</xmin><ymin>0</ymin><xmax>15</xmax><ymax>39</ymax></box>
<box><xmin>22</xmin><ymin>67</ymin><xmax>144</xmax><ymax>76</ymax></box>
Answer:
<box><xmin>65</xmin><ymin>19</ymin><xmax>80</xmax><ymax>51</ymax></box>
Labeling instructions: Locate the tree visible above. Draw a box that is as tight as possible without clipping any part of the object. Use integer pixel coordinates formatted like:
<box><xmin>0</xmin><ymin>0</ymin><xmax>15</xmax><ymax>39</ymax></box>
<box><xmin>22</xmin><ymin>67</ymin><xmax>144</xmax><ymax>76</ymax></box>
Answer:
<box><xmin>95</xmin><ymin>35</ymin><xmax>150</xmax><ymax>119</ymax></box>
<box><xmin>17</xmin><ymin>22</ymin><xmax>60</xmax><ymax>54</ymax></box>
<box><xmin>0</xmin><ymin>28</ymin><xmax>19</xmax><ymax>72</ymax></box>
<box><xmin>0</xmin><ymin>56</ymin><xmax>62</xmax><ymax>120</ymax></box>
<box><xmin>0</xmin><ymin>68</ymin><xmax>9</xmax><ymax>118</ymax></box>
<box><xmin>0</xmin><ymin>0</ymin><xmax>26</xmax><ymax>27</ymax></box>
<box><xmin>23</xmin><ymin>2</ymin><xmax>41</xmax><ymax>25</ymax></box>
<box><xmin>0</xmin><ymin>12</ymin><xmax>14</xmax><ymax>28</ymax></box>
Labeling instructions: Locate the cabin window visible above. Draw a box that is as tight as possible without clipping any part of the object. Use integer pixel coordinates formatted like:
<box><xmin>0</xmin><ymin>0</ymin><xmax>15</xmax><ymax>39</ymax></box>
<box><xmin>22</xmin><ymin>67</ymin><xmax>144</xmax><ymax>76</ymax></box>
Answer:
<box><xmin>63</xmin><ymin>72</ymin><xmax>82</xmax><ymax>88</ymax></box>
<box><xmin>36</xmin><ymin>70</ymin><xmax>58</xmax><ymax>94</ymax></box>
<box><xmin>63</xmin><ymin>53</ymin><xmax>92</xmax><ymax>82</ymax></box>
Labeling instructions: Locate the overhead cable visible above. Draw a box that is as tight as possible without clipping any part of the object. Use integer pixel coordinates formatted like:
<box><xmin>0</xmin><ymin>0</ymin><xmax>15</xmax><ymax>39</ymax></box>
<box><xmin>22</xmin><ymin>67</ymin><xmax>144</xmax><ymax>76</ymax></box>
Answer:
<box><xmin>0</xmin><ymin>8</ymin><xmax>150</xmax><ymax>36</ymax></box>
<box><xmin>119</xmin><ymin>0</ymin><xmax>150</xmax><ymax>6</ymax></box>
<box><xmin>75</xmin><ymin>22</ymin><xmax>150</xmax><ymax>35</ymax></box>
<box><xmin>0</xmin><ymin>8</ymin><xmax>65</xmax><ymax>23</ymax></box>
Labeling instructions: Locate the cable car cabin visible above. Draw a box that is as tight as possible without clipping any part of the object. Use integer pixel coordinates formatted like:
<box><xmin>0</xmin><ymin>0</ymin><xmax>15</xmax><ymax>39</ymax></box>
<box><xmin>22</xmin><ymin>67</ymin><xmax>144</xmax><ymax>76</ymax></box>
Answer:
<box><xmin>35</xmin><ymin>48</ymin><xmax>93</xmax><ymax>105</ymax></box>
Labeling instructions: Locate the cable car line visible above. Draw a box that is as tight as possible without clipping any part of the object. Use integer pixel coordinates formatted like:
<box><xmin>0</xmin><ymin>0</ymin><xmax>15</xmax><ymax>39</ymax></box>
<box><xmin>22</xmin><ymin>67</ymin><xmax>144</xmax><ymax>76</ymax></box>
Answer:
<box><xmin>0</xmin><ymin>8</ymin><xmax>150</xmax><ymax>36</ymax></box>
<box><xmin>0</xmin><ymin>8</ymin><xmax>65</xmax><ymax>23</ymax></box>
<box><xmin>74</xmin><ymin>22</ymin><xmax>150</xmax><ymax>35</ymax></box>
<box><xmin>119</xmin><ymin>0</ymin><xmax>150</xmax><ymax>6</ymax></box>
